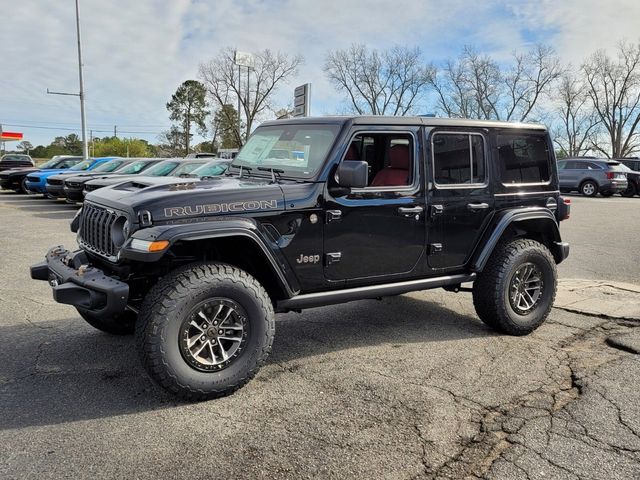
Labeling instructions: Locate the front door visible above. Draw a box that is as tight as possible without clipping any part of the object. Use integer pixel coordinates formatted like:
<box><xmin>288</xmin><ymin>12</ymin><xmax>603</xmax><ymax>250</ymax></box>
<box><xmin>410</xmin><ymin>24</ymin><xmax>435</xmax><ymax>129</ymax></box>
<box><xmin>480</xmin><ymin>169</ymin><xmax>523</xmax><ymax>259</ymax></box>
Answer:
<box><xmin>427</xmin><ymin>130</ymin><xmax>493</xmax><ymax>269</ymax></box>
<box><xmin>323</xmin><ymin>128</ymin><xmax>426</xmax><ymax>282</ymax></box>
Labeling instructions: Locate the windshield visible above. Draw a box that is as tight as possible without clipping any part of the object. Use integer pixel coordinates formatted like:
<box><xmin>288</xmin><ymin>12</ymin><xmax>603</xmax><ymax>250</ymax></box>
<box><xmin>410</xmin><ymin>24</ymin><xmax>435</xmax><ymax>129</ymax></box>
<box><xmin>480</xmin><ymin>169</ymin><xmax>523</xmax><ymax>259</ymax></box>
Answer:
<box><xmin>172</xmin><ymin>162</ymin><xmax>206</xmax><ymax>176</ymax></box>
<box><xmin>69</xmin><ymin>160</ymin><xmax>93</xmax><ymax>171</ymax></box>
<box><xmin>231</xmin><ymin>124</ymin><xmax>340</xmax><ymax>178</ymax></box>
<box><xmin>144</xmin><ymin>161</ymin><xmax>179</xmax><ymax>176</ymax></box>
<box><xmin>1</xmin><ymin>154</ymin><xmax>29</xmax><ymax>161</ymax></box>
<box><xmin>40</xmin><ymin>158</ymin><xmax>60</xmax><ymax>169</ymax></box>
<box><xmin>115</xmin><ymin>160</ymin><xmax>152</xmax><ymax>174</ymax></box>
<box><xmin>191</xmin><ymin>161</ymin><xmax>229</xmax><ymax>177</ymax></box>
<box><xmin>93</xmin><ymin>159</ymin><xmax>127</xmax><ymax>172</ymax></box>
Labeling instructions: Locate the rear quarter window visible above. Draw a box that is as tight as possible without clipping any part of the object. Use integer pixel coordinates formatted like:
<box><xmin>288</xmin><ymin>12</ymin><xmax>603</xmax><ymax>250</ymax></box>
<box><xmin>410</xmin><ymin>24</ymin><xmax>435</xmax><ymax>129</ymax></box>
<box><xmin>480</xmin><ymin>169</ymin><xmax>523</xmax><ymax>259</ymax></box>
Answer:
<box><xmin>497</xmin><ymin>133</ymin><xmax>551</xmax><ymax>185</ymax></box>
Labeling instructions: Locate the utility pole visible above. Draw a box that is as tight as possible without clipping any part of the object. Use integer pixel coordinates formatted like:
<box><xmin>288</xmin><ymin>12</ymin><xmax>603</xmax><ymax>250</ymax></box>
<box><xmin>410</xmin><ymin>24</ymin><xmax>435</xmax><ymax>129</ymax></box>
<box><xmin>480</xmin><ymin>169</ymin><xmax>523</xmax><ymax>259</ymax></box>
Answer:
<box><xmin>46</xmin><ymin>0</ymin><xmax>89</xmax><ymax>160</ymax></box>
<box><xmin>75</xmin><ymin>0</ymin><xmax>88</xmax><ymax>161</ymax></box>
<box><xmin>114</xmin><ymin>125</ymin><xmax>117</xmax><ymax>138</ymax></box>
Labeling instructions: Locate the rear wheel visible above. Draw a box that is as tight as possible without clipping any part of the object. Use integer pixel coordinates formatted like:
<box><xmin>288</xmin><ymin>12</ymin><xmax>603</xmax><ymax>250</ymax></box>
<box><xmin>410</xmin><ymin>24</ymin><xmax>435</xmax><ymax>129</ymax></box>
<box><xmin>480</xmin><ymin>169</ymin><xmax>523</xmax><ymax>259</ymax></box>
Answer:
<box><xmin>135</xmin><ymin>263</ymin><xmax>275</xmax><ymax>400</ymax></box>
<box><xmin>473</xmin><ymin>238</ymin><xmax>557</xmax><ymax>336</ymax></box>
<box><xmin>77</xmin><ymin>308</ymin><xmax>137</xmax><ymax>335</ymax></box>
<box><xmin>580</xmin><ymin>180</ymin><xmax>598</xmax><ymax>197</ymax></box>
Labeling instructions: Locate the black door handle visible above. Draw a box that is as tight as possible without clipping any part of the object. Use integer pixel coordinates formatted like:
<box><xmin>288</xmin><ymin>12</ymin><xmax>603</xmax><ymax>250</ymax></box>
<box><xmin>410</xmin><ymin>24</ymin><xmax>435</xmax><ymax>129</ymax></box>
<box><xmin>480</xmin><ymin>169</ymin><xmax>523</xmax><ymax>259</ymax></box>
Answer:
<box><xmin>398</xmin><ymin>206</ymin><xmax>424</xmax><ymax>216</ymax></box>
<box><xmin>467</xmin><ymin>202</ymin><xmax>489</xmax><ymax>211</ymax></box>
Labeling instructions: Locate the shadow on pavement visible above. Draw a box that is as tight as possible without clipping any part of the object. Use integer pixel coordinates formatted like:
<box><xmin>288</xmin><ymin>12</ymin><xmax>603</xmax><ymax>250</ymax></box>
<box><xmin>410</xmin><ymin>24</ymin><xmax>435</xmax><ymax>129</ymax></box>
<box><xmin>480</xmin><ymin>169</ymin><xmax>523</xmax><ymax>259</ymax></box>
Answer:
<box><xmin>0</xmin><ymin>294</ymin><xmax>492</xmax><ymax>430</ymax></box>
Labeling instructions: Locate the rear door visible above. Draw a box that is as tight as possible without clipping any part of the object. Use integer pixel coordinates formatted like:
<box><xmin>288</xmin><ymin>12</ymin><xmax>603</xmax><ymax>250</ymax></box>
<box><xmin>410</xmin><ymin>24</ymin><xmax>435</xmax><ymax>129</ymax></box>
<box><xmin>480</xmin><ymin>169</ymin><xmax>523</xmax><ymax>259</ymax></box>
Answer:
<box><xmin>427</xmin><ymin>130</ymin><xmax>493</xmax><ymax>269</ymax></box>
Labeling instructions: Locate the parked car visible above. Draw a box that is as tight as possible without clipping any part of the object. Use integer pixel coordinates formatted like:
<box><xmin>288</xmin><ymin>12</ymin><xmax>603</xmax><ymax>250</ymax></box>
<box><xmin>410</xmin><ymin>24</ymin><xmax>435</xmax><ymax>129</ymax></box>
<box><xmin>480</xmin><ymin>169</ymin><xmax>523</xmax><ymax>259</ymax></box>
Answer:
<box><xmin>24</xmin><ymin>157</ymin><xmax>117</xmax><ymax>195</ymax></box>
<box><xmin>557</xmin><ymin>158</ymin><xmax>628</xmax><ymax>197</ymax></box>
<box><xmin>53</xmin><ymin>158</ymin><xmax>163</xmax><ymax>202</ymax></box>
<box><xmin>46</xmin><ymin>158</ymin><xmax>137</xmax><ymax>199</ymax></box>
<box><xmin>32</xmin><ymin>116</ymin><xmax>570</xmax><ymax>400</ymax></box>
<box><xmin>0</xmin><ymin>153</ymin><xmax>35</xmax><ymax>170</ymax></box>
<box><xmin>82</xmin><ymin>159</ymin><xmax>208</xmax><ymax>196</ymax></box>
<box><xmin>617</xmin><ymin>163</ymin><xmax>640</xmax><ymax>197</ymax></box>
<box><xmin>0</xmin><ymin>156</ymin><xmax>82</xmax><ymax>193</ymax></box>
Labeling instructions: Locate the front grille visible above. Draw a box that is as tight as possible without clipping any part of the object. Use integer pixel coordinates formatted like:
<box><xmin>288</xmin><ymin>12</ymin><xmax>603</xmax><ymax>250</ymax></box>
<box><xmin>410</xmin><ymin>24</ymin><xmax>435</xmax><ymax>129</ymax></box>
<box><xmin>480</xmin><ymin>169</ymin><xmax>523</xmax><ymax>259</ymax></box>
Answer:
<box><xmin>48</xmin><ymin>178</ymin><xmax>62</xmax><ymax>186</ymax></box>
<box><xmin>26</xmin><ymin>175</ymin><xmax>39</xmax><ymax>182</ymax></box>
<box><xmin>79</xmin><ymin>203</ymin><xmax>123</xmax><ymax>259</ymax></box>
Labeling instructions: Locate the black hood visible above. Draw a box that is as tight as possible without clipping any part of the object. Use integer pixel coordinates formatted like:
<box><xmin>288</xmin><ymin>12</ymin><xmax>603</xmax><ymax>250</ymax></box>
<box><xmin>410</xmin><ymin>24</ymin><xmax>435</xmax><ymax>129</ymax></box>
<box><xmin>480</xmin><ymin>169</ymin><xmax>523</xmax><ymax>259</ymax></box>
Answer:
<box><xmin>85</xmin><ymin>175</ymin><xmax>295</xmax><ymax>224</ymax></box>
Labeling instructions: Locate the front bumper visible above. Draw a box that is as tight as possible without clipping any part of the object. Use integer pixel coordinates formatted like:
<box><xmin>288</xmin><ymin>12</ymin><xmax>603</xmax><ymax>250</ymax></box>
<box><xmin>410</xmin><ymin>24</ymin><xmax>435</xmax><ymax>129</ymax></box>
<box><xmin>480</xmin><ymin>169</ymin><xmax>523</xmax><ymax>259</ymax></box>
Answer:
<box><xmin>25</xmin><ymin>181</ymin><xmax>46</xmax><ymax>193</ymax></box>
<box><xmin>0</xmin><ymin>178</ymin><xmax>19</xmax><ymax>190</ymax></box>
<box><xmin>64</xmin><ymin>185</ymin><xmax>84</xmax><ymax>202</ymax></box>
<box><xmin>30</xmin><ymin>246</ymin><xmax>129</xmax><ymax>317</ymax></box>
<box><xmin>45</xmin><ymin>184</ymin><xmax>64</xmax><ymax>197</ymax></box>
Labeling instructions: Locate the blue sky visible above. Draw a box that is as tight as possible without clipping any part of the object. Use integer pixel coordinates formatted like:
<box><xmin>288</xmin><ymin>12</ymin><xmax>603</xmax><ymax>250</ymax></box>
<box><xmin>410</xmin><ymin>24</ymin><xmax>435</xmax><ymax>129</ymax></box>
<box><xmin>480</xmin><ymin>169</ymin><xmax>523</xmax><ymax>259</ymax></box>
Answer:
<box><xmin>1</xmin><ymin>0</ymin><xmax>638</xmax><ymax>147</ymax></box>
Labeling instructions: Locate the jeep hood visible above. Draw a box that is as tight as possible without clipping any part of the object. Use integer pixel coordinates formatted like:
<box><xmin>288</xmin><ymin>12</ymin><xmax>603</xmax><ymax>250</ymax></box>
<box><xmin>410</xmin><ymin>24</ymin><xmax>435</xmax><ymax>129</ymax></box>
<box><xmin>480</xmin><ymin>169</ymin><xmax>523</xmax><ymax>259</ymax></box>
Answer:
<box><xmin>85</xmin><ymin>175</ymin><xmax>292</xmax><ymax>222</ymax></box>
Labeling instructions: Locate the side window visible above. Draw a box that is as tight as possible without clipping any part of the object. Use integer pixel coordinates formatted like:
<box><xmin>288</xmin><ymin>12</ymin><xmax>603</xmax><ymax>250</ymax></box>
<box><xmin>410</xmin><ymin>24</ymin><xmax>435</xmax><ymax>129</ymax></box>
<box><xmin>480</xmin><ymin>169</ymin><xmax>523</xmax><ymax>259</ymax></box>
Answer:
<box><xmin>432</xmin><ymin>133</ymin><xmax>486</xmax><ymax>186</ymax></box>
<box><xmin>557</xmin><ymin>161</ymin><xmax>566</xmax><ymax>170</ymax></box>
<box><xmin>497</xmin><ymin>133</ymin><xmax>550</xmax><ymax>185</ymax></box>
<box><xmin>586</xmin><ymin>162</ymin><xmax>601</xmax><ymax>170</ymax></box>
<box><xmin>345</xmin><ymin>132</ymin><xmax>414</xmax><ymax>189</ymax></box>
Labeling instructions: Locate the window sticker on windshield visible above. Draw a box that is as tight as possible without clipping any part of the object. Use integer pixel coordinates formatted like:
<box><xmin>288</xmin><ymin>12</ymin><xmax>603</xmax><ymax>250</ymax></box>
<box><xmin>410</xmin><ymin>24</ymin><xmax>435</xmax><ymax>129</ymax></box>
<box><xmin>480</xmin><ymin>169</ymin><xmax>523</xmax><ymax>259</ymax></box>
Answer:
<box><xmin>239</xmin><ymin>135</ymin><xmax>280</xmax><ymax>162</ymax></box>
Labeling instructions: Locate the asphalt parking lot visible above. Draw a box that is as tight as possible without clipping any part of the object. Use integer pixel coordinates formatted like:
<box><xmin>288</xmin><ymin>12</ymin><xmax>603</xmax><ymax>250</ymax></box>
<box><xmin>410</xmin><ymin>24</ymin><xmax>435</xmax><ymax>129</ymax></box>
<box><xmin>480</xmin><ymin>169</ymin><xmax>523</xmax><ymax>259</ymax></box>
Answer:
<box><xmin>0</xmin><ymin>191</ymin><xmax>639</xmax><ymax>479</ymax></box>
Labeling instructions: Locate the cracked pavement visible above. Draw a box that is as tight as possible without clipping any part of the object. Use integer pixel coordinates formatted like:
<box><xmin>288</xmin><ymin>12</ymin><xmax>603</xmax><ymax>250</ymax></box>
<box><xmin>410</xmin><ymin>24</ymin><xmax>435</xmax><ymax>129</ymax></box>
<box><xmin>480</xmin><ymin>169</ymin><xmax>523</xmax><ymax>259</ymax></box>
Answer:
<box><xmin>1</xmin><ymin>192</ymin><xmax>639</xmax><ymax>479</ymax></box>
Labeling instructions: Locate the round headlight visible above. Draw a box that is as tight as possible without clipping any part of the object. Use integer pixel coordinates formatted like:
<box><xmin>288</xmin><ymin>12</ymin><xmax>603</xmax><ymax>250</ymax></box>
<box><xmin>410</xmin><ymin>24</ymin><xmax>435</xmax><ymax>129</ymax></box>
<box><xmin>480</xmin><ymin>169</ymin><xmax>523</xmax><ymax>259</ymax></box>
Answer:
<box><xmin>110</xmin><ymin>216</ymin><xmax>128</xmax><ymax>248</ymax></box>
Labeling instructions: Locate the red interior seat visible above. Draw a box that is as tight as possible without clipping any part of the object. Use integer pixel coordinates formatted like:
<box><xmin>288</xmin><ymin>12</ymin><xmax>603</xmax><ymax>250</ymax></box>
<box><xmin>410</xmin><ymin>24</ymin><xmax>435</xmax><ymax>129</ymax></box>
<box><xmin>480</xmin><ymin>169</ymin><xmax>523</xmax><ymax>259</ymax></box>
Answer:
<box><xmin>371</xmin><ymin>144</ymin><xmax>410</xmax><ymax>187</ymax></box>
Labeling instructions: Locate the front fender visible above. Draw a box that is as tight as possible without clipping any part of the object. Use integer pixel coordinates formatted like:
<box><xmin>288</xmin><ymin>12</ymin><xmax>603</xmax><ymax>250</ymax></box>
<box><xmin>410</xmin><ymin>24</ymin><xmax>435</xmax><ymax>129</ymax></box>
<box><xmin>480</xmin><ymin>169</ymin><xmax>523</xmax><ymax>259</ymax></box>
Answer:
<box><xmin>471</xmin><ymin>208</ymin><xmax>566</xmax><ymax>271</ymax></box>
<box><xmin>119</xmin><ymin>217</ymin><xmax>299</xmax><ymax>297</ymax></box>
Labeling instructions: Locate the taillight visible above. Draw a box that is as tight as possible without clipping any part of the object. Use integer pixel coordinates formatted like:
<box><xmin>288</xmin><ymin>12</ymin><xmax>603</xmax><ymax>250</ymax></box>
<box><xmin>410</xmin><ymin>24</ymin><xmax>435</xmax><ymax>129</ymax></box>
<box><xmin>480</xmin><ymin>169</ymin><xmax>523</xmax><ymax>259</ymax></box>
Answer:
<box><xmin>606</xmin><ymin>171</ymin><xmax>614</xmax><ymax>179</ymax></box>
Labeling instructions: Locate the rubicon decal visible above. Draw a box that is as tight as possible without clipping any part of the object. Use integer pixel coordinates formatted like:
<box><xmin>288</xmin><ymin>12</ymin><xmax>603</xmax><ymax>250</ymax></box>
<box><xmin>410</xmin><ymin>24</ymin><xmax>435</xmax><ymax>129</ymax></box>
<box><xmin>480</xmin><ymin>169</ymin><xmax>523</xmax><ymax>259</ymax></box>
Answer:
<box><xmin>164</xmin><ymin>199</ymin><xmax>279</xmax><ymax>217</ymax></box>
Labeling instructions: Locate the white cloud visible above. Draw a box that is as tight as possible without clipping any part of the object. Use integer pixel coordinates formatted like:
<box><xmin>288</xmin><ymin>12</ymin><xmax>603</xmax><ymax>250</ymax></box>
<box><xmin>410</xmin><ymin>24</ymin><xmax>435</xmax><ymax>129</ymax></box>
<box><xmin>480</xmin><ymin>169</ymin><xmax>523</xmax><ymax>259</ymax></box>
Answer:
<box><xmin>1</xmin><ymin>0</ymin><xmax>639</xmax><ymax>146</ymax></box>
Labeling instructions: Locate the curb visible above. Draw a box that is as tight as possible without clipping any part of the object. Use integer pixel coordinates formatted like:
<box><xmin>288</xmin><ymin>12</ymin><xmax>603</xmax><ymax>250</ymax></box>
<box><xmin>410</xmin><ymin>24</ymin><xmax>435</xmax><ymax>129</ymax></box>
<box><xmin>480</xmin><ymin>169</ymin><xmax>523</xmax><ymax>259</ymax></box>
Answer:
<box><xmin>555</xmin><ymin>278</ymin><xmax>640</xmax><ymax>321</ymax></box>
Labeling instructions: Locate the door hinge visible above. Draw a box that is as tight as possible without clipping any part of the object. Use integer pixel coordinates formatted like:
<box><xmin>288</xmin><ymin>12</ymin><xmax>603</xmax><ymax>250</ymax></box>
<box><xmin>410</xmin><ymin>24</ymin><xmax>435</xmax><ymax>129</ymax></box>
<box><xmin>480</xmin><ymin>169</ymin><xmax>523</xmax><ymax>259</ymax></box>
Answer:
<box><xmin>326</xmin><ymin>210</ymin><xmax>342</xmax><ymax>223</ymax></box>
<box><xmin>429</xmin><ymin>243</ymin><xmax>443</xmax><ymax>254</ymax></box>
<box><xmin>325</xmin><ymin>252</ymin><xmax>342</xmax><ymax>265</ymax></box>
<box><xmin>430</xmin><ymin>204</ymin><xmax>444</xmax><ymax>218</ymax></box>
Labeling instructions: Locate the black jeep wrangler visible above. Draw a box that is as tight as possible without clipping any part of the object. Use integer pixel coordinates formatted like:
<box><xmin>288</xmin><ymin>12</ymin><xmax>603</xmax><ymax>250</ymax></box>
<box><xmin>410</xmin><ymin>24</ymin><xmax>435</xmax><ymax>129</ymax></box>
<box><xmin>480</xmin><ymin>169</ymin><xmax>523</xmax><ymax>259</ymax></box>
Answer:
<box><xmin>31</xmin><ymin>116</ymin><xmax>570</xmax><ymax>400</ymax></box>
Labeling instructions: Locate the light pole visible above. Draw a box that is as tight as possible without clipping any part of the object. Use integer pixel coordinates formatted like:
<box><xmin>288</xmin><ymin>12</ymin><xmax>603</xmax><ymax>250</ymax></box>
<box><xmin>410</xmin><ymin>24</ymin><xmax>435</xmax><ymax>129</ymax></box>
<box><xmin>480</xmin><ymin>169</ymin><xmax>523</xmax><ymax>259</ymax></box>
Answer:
<box><xmin>47</xmin><ymin>0</ymin><xmax>89</xmax><ymax>160</ymax></box>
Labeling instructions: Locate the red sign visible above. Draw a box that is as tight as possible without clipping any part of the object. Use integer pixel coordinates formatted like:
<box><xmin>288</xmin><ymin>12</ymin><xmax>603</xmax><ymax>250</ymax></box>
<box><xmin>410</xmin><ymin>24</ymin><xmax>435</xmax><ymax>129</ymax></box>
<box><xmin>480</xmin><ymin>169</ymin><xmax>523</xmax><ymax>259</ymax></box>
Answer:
<box><xmin>0</xmin><ymin>131</ymin><xmax>23</xmax><ymax>141</ymax></box>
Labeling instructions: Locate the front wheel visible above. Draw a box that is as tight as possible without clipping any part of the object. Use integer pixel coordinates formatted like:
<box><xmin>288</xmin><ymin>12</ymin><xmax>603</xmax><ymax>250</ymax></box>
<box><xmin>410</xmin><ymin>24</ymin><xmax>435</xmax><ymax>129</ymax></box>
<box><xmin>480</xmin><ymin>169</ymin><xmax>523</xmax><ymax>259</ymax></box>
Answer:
<box><xmin>473</xmin><ymin>238</ymin><xmax>557</xmax><ymax>336</ymax></box>
<box><xmin>135</xmin><ymin>263</ymin><xmax>275</xmax><ymax>400</ymax></box>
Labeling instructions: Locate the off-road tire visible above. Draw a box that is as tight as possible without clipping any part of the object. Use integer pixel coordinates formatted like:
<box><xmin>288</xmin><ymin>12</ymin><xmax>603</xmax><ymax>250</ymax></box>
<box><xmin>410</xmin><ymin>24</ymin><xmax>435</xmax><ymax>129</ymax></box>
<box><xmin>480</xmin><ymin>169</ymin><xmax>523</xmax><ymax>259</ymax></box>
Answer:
<box><xmin>473</xmin><ymin>238</ymin><xmax>557</xmax><ymax>336</ymax></box>
<box><xmin>621</xmin><ymin>182</ymin><xmax>637</xmax><ymax>197</ymax></box>
<box><xmin>77</xmin><ymin>308</ymin><xmax>137</xmax><ymax>335</ymax></box>
<box><xmin>135</xmin><ymin>263</ymin><xmax>275</xmax><ymax>401</ymax></box>
<box><xmin>580</xmin><ymin>180</ymin><xmax>598</xmax><ymax>197</ymax></box>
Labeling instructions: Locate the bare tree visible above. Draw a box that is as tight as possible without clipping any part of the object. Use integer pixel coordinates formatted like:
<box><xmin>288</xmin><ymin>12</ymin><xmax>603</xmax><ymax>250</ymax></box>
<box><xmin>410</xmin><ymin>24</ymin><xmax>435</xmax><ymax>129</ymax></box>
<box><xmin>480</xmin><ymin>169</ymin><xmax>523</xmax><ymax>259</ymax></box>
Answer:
<box><xmin>324</xmin><ymin>44</ymin><xmax>433</xmax><ymax>115</ymax></box>
<box><xmin>430</xmin><ymin>44</ymin><xmax>561</xmax><ymax>121</ymax></box>
<box><xmin>582</xmin><ymin>41</ymin><xmax>640</xmax><ymax>158</ymax></box>
<box><xmin>553</xmin><ymin>70</ymin><xmax>600</xmax><ymax>157</ymax></box>
<box><xmin>199</xmin><ymin>48</ymin><xmax>303</xmax><ymax>145</ymax></box>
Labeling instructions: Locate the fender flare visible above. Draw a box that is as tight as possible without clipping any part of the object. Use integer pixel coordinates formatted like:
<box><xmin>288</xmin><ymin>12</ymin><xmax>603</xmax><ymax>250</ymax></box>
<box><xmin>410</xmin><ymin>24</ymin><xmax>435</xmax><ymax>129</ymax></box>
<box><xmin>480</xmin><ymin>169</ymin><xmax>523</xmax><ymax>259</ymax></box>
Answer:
<box><xmin>120</xmin><ymin>217</ymin><xmax>299</xmax><ymax>297</ymax></box>
<box><xmin>470</xmin><ymin>208</ymin><xmax>563</xmax><ymax>271</ymax></box>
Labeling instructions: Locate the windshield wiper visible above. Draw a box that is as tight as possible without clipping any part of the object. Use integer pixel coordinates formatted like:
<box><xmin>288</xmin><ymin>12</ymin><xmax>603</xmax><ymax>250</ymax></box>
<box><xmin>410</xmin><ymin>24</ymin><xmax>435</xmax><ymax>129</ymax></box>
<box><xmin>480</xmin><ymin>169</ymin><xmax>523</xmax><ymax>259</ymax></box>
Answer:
<box><xmin>228</xmin><ymin>164</ymin><xmax>253</xmax><ymax>178</ymax></box>
<box><xmin>257</xmin><ymin>167</ymin><xmax>284</xmax><ymax>183</ymax></box>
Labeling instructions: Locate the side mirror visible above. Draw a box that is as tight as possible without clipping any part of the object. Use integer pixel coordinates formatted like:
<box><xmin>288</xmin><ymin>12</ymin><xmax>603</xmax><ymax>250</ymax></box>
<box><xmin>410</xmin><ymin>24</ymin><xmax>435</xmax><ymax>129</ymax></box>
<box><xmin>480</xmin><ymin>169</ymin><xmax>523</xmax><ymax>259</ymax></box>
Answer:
<box><xmin>336</xmin><ymin>160</ymin><xmax>368</xmax><ymax>189</ymax></box>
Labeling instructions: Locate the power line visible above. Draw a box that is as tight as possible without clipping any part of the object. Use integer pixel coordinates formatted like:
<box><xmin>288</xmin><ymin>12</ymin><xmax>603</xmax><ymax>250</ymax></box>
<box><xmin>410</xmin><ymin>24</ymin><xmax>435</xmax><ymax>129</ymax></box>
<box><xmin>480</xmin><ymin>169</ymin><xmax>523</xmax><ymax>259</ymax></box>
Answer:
<box><xmin>1</xmin><ymin>123</ymin><xmax>166</xmax><ymax>135</ymax></box>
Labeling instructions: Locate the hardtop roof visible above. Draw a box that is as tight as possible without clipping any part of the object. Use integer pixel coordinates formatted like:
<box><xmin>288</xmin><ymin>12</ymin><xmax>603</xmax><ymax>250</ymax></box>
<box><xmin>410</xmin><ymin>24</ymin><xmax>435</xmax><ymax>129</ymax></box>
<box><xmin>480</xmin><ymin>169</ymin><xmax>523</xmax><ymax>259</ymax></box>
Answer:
<box><xmin>260</xmin><ymin>115</ymin><xmax>547</xmax><ymax>131</ymax></box>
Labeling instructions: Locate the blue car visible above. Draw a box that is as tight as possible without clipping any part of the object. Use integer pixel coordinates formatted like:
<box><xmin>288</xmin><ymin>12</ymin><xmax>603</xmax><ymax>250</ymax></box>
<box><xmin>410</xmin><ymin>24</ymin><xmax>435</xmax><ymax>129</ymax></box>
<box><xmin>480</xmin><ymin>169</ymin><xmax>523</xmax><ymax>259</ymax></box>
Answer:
<box><xmin>25</xmin><ymin>157</ymin><xmax>118</xmax><ymax>195</ymax></box>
